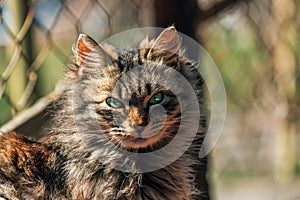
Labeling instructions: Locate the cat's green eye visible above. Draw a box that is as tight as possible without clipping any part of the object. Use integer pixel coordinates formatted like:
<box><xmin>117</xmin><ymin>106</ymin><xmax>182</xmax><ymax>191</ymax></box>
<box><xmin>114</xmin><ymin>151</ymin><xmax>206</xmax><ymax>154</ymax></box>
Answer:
<box><xmin>148</xmin><ymin>92</ymin><xmax>164</xmax><ymax>105</ymax></box>
<box><xmin>106</xmin><ymin>97</ymin><xmax>124</xmax><ymax>108</ymax></box>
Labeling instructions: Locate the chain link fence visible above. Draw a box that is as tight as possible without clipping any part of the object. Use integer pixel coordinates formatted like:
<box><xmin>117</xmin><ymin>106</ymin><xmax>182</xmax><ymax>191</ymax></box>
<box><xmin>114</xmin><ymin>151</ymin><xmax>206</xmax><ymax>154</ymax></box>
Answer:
<box><xmin>0</xmin><ymin>0</ymin><xmax>155</xmax><ymax>134</ymax></box>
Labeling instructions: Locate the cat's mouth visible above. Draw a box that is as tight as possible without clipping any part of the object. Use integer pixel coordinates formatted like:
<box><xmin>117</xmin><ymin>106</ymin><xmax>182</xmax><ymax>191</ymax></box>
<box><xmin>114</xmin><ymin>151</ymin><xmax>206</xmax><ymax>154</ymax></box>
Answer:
<box><xmin>120</xmin><ymin>132</ymin><xmax>165</xmax><ymax>149</ymax></box>
<box><xmin>107</xmin><ymin>126</ymin><xmax>166</xmax><ymax>149</ymax></box>
<box><xmin>105</xmin><ymin>116</ymin><xmax>180</xmax><ymax>150</ymax></box>
<box><xmin>104</xmin><ymin>120</ymin><xmax>168</xmax><ymax>149</ymax></box>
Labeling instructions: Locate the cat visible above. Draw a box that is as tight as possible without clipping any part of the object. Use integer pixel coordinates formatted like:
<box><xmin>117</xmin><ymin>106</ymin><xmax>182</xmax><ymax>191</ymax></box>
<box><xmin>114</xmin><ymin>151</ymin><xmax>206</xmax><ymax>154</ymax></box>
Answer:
<box><xmin>0</xmin><ymin>27</ymin><xmax>209</xmax><ymax>200</ymax></box>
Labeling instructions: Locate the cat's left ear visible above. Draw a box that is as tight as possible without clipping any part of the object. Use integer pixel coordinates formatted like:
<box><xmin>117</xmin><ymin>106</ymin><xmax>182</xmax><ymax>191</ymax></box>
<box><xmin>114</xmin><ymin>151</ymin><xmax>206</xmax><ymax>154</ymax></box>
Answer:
<box><xmin>74</xmin><ymin>33</ymin><xmax>112</xmax><ymax>68</ymax></box>
<box><xmin>147</xmin><ymin>26</ymin><xmax>181</xmax><ymax>68</ymax></box>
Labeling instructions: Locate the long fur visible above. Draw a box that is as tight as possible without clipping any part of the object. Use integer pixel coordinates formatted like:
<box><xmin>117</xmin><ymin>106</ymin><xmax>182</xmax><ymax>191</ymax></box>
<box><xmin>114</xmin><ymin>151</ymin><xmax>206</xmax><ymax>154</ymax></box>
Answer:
<box><xmin>0</xmin><ymin>27</ymin><xmax>208</xmax><ymax>200</ymax></box>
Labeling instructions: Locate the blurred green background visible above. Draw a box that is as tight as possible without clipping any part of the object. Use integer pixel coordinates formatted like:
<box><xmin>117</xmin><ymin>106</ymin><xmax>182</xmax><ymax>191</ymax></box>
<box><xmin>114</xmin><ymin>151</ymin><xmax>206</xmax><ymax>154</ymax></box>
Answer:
<box><xmin>0</xmin><ymin>0</ymin><xmax>299</xmax><ymax>199</ymax></box>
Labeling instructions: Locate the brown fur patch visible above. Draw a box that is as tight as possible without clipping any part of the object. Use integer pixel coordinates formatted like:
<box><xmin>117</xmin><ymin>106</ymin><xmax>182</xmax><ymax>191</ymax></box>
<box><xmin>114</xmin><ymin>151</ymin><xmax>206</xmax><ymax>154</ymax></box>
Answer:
<box><xmin>0</xmin><ymin>132</ymin><xmax>51</xmax><ymax>198</ymax></box>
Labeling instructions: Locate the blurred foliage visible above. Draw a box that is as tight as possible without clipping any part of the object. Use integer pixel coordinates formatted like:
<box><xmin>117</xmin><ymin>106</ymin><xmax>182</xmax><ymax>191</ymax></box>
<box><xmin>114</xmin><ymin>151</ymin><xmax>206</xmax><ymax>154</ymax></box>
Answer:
<box><xmin>0</xmin><ymin>0</ymin><xmax>152</xmax><ymax>126</ymax></box>
<box><xmin>199</xmin><ymin>0</ymin><xmax>300</xmax><ymax>182</ymax></box>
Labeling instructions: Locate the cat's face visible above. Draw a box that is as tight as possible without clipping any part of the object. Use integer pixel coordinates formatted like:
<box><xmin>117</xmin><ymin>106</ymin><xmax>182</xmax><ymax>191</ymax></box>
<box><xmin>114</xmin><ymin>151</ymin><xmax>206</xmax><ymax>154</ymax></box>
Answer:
<box><xmin>70</xmin><ymin>27</ymin><xmax>190</xmax><ymax>150</ymax></box>
<box><xmin>92</xmin><ymin>74</ymin><xmax>180</xmax><ymax>149</ymax></box>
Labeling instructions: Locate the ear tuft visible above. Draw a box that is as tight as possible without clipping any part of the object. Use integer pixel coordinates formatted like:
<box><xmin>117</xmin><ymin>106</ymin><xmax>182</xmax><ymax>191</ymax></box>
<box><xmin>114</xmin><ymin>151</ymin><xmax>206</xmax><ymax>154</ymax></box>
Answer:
<box><xmin>147</xmin><ymin>26</ymin><xmax>181</xmax><ymax>68</ymax></box>
<box><xmin>77</xmin><ymin>34</ymin><xmax>93</xmax><ymax>53</ymax></box>
<box><xmin>72</xmin><ymin>33</ymin><xmax>113</xmax><ymax>78</ymax></box>
<box><xmin>75</xmin><ymin>34</ymin><xmax>97</xmax><ymax>65</ymax></box>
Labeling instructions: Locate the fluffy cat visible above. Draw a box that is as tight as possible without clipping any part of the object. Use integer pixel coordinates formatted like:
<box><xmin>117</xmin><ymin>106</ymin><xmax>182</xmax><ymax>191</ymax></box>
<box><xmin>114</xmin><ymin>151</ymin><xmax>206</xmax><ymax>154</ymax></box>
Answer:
<box><xmin>0</xmin><ymin>27</ymin><xmax>209</xmax><ymax>199</ymax></box>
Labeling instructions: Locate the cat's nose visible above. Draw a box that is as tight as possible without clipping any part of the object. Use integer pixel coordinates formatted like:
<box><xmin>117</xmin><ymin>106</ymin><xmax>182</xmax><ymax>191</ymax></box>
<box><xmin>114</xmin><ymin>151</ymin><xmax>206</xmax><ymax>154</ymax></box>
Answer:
<box><xmin>129</xmin><ymin>107</ymin><xmax>148</xmax><ymax>128</ymax></box>
<box><xmin>132</xmin><ymin>117</ymin><xmax>148</xmax><ymax>127</ymax></box>
<box><xmin>131</xmin><ymin>117</ymin><xmax>148</xmax><ymax>135</ymax></box>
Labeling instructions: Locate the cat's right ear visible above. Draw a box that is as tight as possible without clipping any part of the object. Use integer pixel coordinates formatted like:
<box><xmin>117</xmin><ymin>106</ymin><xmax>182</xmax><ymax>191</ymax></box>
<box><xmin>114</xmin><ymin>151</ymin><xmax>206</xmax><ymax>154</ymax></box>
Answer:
<box><xmin>72</xmin><ymin>34</ymin><xmax>112</xmax><ymax>76</ymax></box>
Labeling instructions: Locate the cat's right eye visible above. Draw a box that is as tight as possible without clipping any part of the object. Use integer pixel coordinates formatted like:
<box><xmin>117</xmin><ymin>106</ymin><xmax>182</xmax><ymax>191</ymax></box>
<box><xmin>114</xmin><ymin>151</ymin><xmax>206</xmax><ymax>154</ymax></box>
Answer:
<box><xmin>106</xmin><ymin>97</ymin><xmax>124</xmax><ymax>108</ymax></box>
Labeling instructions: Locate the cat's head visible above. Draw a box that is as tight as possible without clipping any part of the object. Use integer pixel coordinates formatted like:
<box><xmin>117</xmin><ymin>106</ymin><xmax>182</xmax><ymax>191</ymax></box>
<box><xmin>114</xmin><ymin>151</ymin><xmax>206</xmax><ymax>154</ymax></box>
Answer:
<box><xmin>68</xmin><ymin>27</ymin><xmax>199</xmax><ymax>151</ymax></box>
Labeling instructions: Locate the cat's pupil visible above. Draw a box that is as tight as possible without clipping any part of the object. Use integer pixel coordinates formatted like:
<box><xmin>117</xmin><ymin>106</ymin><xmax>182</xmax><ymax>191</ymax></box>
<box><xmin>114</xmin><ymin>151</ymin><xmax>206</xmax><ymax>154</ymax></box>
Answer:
<box><xmin>148</xmin><ymin>92</ymin><xmax>164</xmax><ymax>105</ymax></box>
<box><xmin>106</xmin><ymin>97</ymin><xmax>124</xmax><ymax>108</ymax></box>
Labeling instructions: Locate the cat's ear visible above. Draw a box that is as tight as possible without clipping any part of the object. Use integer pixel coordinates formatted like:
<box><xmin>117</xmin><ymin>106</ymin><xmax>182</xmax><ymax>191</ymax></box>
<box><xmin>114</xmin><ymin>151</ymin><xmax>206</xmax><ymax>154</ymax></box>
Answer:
<box><xmin>147</xmin><ymin>26</ymin><xmax>181</xmax><ymax>68</ymax></box>
<box><xmin>73</xmin><ymin>33</ymin><xmax>112</xmax><ymax>69</ymax></box>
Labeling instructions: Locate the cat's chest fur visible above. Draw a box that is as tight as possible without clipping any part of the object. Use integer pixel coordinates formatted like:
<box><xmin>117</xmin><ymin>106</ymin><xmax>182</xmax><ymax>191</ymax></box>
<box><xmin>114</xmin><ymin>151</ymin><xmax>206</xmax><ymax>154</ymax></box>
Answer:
<box><xmin>63</xmin><ymin>154</ymin><xmax>194</xmax><ymax>199</ymax></box>
<box><xmin>39</xmin><ymin>131</ymin><xmax>197</xmax><ymax>199</ymax></box>
<box><xmin>0</xmin><ymin>132</ymin><xmax>195</xmax><ymax>199</ymax></box>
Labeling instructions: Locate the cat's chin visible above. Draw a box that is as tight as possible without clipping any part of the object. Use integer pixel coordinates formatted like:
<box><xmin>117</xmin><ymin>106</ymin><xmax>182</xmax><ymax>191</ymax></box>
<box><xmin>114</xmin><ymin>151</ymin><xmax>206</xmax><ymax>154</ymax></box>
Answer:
<box><xmin>118</xmin><ymin>133</ymin><xmax>165</xmax><ymax>149</ymax></box>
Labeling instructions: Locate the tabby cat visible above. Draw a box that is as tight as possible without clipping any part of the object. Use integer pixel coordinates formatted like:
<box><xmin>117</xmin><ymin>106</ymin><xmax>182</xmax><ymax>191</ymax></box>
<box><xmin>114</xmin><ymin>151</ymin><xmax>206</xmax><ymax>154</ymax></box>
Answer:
<box><xmin>0</xmin><ymin>27</ymin><xmax>209</xmax><ymax>199</ymax></box>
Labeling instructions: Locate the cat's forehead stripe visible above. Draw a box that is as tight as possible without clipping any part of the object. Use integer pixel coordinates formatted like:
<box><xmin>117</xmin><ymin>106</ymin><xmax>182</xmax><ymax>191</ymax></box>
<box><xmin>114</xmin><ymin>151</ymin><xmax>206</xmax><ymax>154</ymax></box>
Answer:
<box><xmin>118</xmin><ymin>50</ymin><xmax>140</xmax><ymax>73</ymax></box>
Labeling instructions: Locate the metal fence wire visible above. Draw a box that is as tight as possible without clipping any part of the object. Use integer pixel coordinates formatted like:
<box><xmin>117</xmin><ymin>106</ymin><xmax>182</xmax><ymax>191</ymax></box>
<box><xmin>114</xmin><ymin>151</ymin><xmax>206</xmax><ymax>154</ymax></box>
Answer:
<box><xmin>0</xmin><ymin>0</ymin><xmax>155</xmax><ymax>133</ymax></box>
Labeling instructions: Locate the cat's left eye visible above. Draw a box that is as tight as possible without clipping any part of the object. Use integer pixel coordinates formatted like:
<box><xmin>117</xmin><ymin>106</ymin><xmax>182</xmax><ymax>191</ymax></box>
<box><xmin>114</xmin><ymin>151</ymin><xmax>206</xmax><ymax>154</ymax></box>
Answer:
<box><xmin>148</xmin><ymin>92</ymin><xmax>164</xmax><ymax>105</ymax></box>
<box><xmin>106</xmin><ymin>97</ymin><xmax>124</xmax><ymax>108</ymax></box>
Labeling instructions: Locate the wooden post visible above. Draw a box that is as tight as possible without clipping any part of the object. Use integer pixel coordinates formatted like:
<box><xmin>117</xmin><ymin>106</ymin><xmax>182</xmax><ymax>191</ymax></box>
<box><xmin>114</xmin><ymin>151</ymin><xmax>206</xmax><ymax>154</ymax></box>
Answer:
<box><xmin>5</xmin><ymin>0</ymin><xmax>32</xmax><ymax>111</ymax></box>
<box><xmin>271</xmin><ymin>0</ymin><xmax>297</xmax><ymax>182</ymax></box>
<box><xmin>154</xmin><ymin>1</ymin><xmax>210</xmax><ymax>199</ymax></box>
